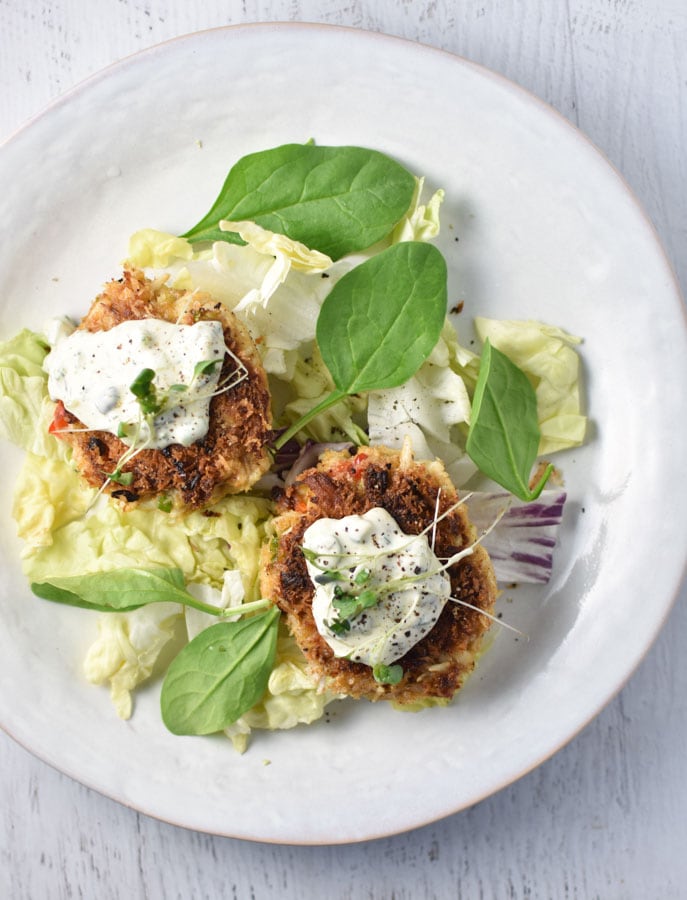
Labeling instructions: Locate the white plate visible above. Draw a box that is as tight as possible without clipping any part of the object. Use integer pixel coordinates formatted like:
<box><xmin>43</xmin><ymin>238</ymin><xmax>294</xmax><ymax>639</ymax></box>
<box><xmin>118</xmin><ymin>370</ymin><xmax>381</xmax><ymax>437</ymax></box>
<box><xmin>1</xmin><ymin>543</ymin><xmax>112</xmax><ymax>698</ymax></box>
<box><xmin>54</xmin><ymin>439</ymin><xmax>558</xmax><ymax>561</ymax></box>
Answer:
<box><xmin>0</xmin><ymin>24</ymin><xmax>685</xmax><ymax>845</ymax></box>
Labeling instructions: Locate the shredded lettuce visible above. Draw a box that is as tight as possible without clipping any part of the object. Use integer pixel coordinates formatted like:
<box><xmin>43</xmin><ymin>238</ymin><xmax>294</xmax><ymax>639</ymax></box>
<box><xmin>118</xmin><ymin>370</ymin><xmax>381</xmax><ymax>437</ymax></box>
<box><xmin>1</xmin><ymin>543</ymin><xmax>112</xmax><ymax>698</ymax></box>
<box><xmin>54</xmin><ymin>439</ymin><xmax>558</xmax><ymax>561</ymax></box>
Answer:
<box><xmin>279</xmin><ymin>348</ymin><xmax>368</xmax><ymax>444</ymax></box>
<box><xmin>391</xmin><ymin>177</ymin><xmax>445</xmax><ymax>244</ymax></box>
<box><xmin>127</xmin><ymin>229</ymin><xmax>195</xmax><ymax>268</ymax></box>
<box><xmin>83</xmin><ymin>602</ymin><xmax>182</xmax><ymax>719</ymax></box>
<box><xmin>220</xmin><ymin>220</ymin><xmax>332</xmax><ymax>282</ymax></box>
<box><xmin>368</xmin><ymin>320</ymin><xmax>479</xmax><ymax>486</ymax></box>
<box><xmin>13</xmin><ymin>452</ymin><xmax>95</xmax><ymax>550</ymax></box>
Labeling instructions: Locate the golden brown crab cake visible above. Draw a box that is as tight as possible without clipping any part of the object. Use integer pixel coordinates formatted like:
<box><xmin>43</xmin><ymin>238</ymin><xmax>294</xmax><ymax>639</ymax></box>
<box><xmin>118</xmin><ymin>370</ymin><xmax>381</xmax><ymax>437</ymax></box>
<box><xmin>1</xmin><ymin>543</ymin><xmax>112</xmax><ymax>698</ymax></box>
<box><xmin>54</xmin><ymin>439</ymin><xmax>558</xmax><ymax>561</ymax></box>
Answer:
<box><xmin>260</xmin><ymin>444</ymin><xmax>497</xmax><ymax>704</ymax></box>
<box><xmin>48</xmin><ymin>268</ymin><xmax>272</xmax><ymax>511</ymax></box>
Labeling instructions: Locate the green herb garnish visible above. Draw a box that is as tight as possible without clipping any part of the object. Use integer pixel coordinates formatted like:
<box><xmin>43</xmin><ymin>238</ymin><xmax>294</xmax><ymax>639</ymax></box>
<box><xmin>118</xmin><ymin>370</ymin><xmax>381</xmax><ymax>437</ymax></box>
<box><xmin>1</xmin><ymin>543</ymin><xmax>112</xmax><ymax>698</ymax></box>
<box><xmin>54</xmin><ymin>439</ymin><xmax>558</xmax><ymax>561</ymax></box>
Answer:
<box><xmin>354</xmin><ymin>567</ymin><xmax>371</xmax><ymax>585</ymax></box>
<box><xmin>129</xmin><ymin>367</ymin><xmax>162</xmax><ymax>416</ymax></box>
<box><xmin>332</xmin><ymin>586</ymin><xmax>379</xmax><ymax>623</ymax></box>
<box><xmin>107</xmin><ymin>468</ymin><xmax>134</xmax><ymax>486</ymax></box>
<box><xmin>193</xmin><ymin>358</ymin><xmax>221</xmax><ymax>379</ymax></box>
<box><xmin>373</xmin><ymin>664</ymin><xmax>404</xmax><ymax>685</ymax></box>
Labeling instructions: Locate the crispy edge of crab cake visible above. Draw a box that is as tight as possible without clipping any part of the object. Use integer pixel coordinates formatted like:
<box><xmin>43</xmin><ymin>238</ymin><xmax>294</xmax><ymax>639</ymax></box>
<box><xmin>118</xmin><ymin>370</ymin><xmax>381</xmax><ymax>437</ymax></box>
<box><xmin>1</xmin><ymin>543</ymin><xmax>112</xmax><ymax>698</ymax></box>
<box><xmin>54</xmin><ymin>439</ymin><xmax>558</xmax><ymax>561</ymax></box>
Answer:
<box><xmin>49</xmin><ymin>268</ymin><xmax>272</xmax><ymax>512</ymax></box>
<box><xmin>259</xmin><ymin>443</ymin><xmax>498</xmax><ymax>705</ymax></box>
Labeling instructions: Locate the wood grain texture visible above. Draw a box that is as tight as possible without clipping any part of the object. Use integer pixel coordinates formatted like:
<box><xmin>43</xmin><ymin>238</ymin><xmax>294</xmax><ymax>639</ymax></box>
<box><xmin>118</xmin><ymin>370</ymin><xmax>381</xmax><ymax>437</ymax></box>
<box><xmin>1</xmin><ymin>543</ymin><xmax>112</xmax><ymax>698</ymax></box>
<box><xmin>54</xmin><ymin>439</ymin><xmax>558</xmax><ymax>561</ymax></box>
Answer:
<box><xmin>0</xmin><ymin>1</ymin><xmax>686</xmax><ymax>898</ymax></box>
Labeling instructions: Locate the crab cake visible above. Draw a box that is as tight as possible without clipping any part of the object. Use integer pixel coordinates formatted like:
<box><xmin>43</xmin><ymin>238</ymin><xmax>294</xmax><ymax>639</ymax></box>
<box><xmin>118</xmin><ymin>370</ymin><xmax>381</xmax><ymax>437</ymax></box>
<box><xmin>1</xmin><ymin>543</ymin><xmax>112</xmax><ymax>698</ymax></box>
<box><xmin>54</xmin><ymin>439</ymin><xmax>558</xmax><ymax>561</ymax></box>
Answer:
<box><xmin>47</xmin><ymin>268</ymin><xmax>272</xmax><ymax>511</ymax></box>
<box><xmin>260</xmin><ymin>443</ymin><xmax>497</xmax><ymax>704</ymax></box>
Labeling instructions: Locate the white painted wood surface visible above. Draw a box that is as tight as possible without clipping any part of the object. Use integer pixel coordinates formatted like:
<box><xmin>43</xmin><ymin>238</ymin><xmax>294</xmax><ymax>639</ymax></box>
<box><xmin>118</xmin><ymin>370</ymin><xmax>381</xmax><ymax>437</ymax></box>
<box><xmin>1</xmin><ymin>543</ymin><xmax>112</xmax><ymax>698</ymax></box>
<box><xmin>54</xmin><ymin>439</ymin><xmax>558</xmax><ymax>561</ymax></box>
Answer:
<box><xmin>1</xmin><ymin>1</ymin><xmax>685</xmax><ymax>897</ymax></box>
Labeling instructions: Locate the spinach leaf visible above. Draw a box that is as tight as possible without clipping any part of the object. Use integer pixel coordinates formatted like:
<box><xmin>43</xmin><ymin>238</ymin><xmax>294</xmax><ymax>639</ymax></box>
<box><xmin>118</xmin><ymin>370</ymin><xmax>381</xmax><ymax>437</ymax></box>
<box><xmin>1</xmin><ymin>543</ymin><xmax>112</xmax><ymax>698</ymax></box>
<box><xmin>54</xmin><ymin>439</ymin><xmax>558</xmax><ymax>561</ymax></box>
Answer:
<box><xmin>466</xmin><ymin>340</ymin><xmax>553</xmax><ymax>501</ymax></box>
<box><xmin>182</xmin><ymin>143</ymin><xmax>416</xmax><ymax>260</ymax></box>
<box><xmin>31</xmin><ymin>567</ymin><xmax>190</xmax><ymax>612</ymax></box>
<box><xmin>31</xmin><ymin>567</ymin><xmax>268</xmax><ymax>619</ymax></box>
<box><xmin>274</xmin><ymin>241</ymin><xmax>447</xmax><ymax>448</ymax></box>
<box><xmin>160</xmin><ymin>607</ymin><xmax>281</xmax><ymax>735</ymax></box>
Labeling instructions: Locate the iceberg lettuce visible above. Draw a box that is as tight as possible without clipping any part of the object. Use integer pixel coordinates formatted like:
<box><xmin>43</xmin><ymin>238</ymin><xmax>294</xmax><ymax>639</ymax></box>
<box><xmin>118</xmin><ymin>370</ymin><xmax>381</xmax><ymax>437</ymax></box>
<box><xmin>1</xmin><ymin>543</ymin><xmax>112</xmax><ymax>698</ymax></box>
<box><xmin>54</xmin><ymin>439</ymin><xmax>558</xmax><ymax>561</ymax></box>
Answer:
<box><xmin>13</xmin><ymin>452</ymin><xmax>94</xmax><ymax>550</ymax></box>
<box><xmin>279</xmin><ymin>348</ymin><xmax>367</xmax><ymax>444</ymax></box>
<box><xmin>127</xmin><ymin>229</ymin><xmax>195</xmax><ymax>268</ymax></box>
<box><xmin>83</xmin><ymin>602</ymin><xmax>182</xmax><ymax>719</ymax></box>
<box><xmin>391</xmin><ymin>177</ymin><xmax>445</xmax><ymax>244</ymax></box>
<box><xmin>368</xmin><ymin>320</ymin><xmax>479</xmax><ymax>486</ymax></box>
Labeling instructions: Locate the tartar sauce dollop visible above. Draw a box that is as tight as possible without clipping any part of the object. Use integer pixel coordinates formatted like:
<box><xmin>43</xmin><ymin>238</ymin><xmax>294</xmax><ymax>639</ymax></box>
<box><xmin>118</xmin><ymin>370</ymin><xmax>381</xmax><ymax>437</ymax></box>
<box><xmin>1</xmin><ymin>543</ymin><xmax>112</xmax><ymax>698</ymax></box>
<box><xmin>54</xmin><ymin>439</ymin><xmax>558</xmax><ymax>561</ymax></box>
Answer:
<box><xmin>302</xmin><ymin>507</ymin><xmax>451</xmax><ymax>667</ymax></box>
<box><xmin>45</xmin><ymin>318</ymin><xmax>226</xmax><ymax>448</ymax></box>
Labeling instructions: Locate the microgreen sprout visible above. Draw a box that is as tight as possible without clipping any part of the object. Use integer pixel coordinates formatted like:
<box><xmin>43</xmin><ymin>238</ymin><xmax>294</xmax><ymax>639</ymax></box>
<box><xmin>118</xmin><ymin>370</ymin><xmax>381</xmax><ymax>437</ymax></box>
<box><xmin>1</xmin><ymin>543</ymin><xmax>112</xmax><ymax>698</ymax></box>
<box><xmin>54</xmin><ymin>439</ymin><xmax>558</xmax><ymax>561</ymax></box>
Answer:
<box><xmin>107</xmin><ymin>469</ymin><xmax>134</xmax><ymax>486</ymax></box>
<box><xmin>446</xmin><ymin>595</ymin><xmax>526</xmax><ymax>638</ymax></box>
<box><xmin>430</xmin><ymin>488</ymin><xmax>442</xmax><ymax>551</ymax></box>
<box><xmin>354</xmin><ymin>567</ymin><xmax>371</xmax><ymax>585</ymax></box>
<box><xmin>313</xmin><ymin>569</ymin><xmax>345</xmax><ymax>585</ymax></box>
<box><xmin>326</xmin><ymin>617</ymin><xmax>351</xmax><ymax>636</ymax></box>
<box><xmin>301</xmin><ymin>494</ymin><xmax>474</xmax><ymax>576</ymax></box>
<box><xmin>193</xmin><ymin>358</ymin><xmax>221</xmax><ymax>379</ymax></box>
<box><xmin>372</xmin><ymin>663</ymin><xmax>404</xmax><ymax>685</ymax></box>
<box><xmin>330</xmin><ymin>585</ymin><xmax>379</xmax><ymax>630</ymax></box>
<box><xmin>130</xmin><ymin>367</ymin><xmax>163</xmax><ymax>416</ymax></box>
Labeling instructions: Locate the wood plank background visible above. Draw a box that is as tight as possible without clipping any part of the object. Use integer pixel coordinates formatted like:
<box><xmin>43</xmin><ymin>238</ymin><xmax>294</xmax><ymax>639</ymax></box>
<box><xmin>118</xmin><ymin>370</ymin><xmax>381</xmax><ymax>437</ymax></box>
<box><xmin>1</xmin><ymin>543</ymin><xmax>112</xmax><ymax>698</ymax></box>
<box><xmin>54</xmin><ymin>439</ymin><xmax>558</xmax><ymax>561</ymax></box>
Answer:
<box><xmin>1</xmin><ymin>2</ymin><xmax>685</xmax><ymax>897</ymax></box>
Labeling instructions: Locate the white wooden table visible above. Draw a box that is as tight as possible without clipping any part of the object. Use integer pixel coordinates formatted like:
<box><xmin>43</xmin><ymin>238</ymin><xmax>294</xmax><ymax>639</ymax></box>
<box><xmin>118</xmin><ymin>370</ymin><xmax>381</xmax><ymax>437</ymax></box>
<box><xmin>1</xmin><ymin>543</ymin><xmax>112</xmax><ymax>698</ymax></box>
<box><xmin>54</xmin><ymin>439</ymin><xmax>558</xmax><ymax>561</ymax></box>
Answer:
<box><xmin>1</xmin><ymin>2</ymin><xmax>685</xmax><ymax>897</ymax></box>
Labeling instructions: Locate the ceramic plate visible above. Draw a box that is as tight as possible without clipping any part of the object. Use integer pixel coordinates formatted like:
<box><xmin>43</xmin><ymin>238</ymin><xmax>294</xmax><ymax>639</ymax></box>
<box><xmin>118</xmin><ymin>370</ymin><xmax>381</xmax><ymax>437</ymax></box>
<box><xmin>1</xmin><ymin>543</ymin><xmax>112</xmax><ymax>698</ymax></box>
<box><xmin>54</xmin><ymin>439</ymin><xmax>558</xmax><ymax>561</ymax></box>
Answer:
<box><xmin>0</xmin><ymin>24</ymin><xmax>685</xmax><ymax>844</ymax></box>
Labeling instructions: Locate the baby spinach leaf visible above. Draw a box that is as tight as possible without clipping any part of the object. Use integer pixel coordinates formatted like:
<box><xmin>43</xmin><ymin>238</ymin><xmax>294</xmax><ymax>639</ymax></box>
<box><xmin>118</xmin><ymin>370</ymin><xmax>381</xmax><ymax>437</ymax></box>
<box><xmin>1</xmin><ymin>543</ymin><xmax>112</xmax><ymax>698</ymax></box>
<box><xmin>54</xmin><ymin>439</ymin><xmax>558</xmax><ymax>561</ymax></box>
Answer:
<box><xmin>274</xmin><ymin>241</ymin><xmax>447</xmax><ymax>448</ymax></box>
<box><xmin>160</xmin><ymin>606</ymin><xmax>281</xmax><ymax>735</ymax></box>
<box><xmin>31</xmin><ymin>567</ymin><xmax>190</xmax><ymax>612</ymax></box>
<box><xmin>30</xmin><ymin>567</ymin><xmax>269</xmax><ymax>619</ymax></box>
<box><xmin>318</xmin><ymin>241</ymin><xmax>447</xmax><ymax>391</ymax></box>
<box><xmin>466</xmin><ymin>340</ymin><xmax>553</xmax><ymax>501</ymax></box>
<box><xmin>182</xmin><ymin>143</ymin><xmax>416</xmax><ymax>260</ymax></box>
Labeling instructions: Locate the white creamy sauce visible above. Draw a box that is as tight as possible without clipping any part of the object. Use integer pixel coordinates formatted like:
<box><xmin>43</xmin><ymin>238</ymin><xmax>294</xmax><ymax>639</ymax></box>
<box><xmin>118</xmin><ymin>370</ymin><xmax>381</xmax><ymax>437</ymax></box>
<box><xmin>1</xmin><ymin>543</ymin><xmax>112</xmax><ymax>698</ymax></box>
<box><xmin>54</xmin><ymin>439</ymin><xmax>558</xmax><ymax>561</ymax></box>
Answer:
<box><xmin>45</xmin><ymin>318</ymin><xmax>227</xmax><ymax>448</ymax></box>
<box><xmin>303</xmin><ymin>507</ymin><xmax>451</xmax><ymax>667</ymax></box>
